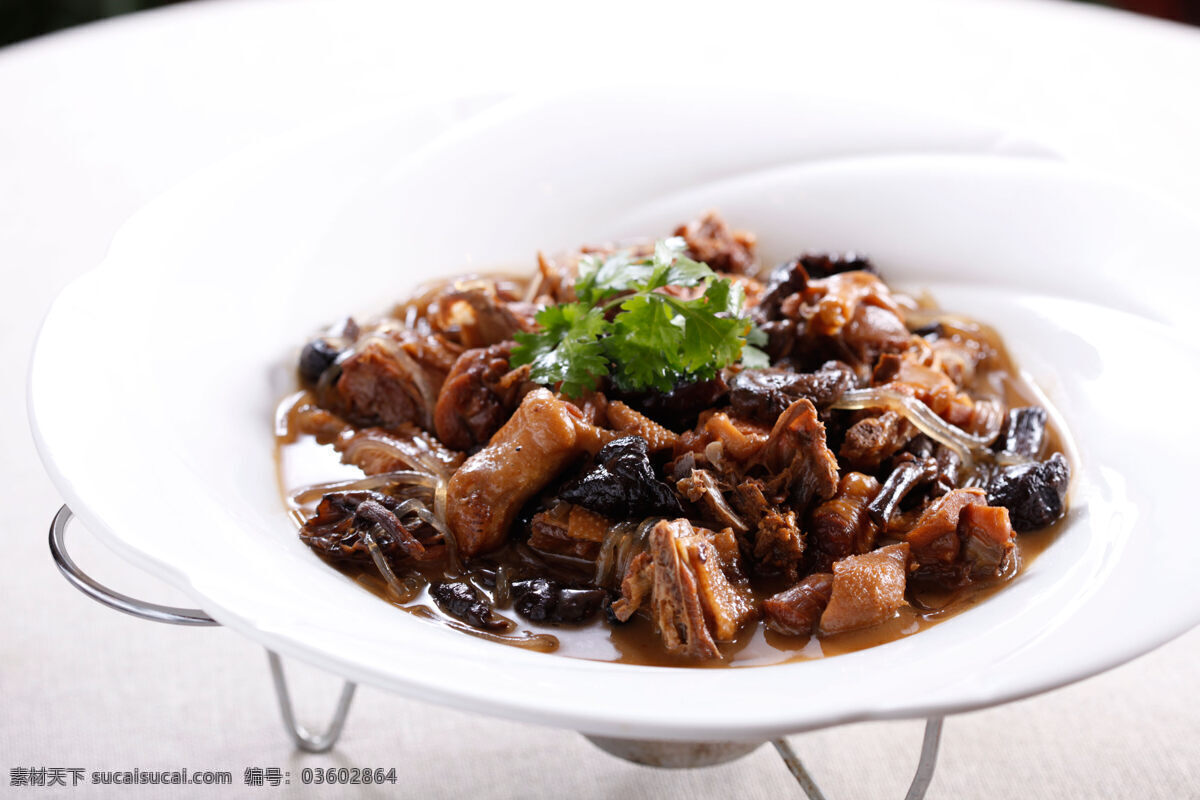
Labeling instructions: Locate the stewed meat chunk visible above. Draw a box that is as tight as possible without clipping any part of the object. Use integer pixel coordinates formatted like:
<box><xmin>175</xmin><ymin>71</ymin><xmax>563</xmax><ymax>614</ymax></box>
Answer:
<box><xmin>905</xmin><ymin>488</ymin><xmax>987</xmax><ymax>567</ymax></box>
<box><xmin>958</xmin><ymin>504</ymin><xmax>1016</xmax><ymax>580</ymax></box>
<box><xmin>764</xmin><ymin>573</ymin><xmax>834</xmax><ymax>636</ymax></box>
<box><xmin>819</xmin><ymin>543</ymin><xmax>910</xmax><ymax>636</ymax></box>
<box><xmin>612</xmin><ymin>519</ymin><xmax>755</xmax><ymax>659</ymax></box>
<box><xmin>755</xmin><ymin>398</ymin><xmax>841</xmax><ymax>511</ymax></box>
<box><xmin>674</xmin><ymin>211</ymin><xmax>757</xmax><ymax>275</ymax></box>
<box><xmin>446</xmin><ymin>388</ymin><xmax>611</xmax><ymax>557</ymax></box>
<box><xmin>808</xmin><ymin>472</ymin><xmax>882</xmax><ymax>572</ymax></box>
<box><xmin>752</xmin><ymin>509</ymin><xmax>806</xmax><ymax>581</ymax></box>
<box><xmin>839</xmin><ymin>411</ymin><xmax>916</xmax><ymax>472</ymax></box>
<box><xmin>434</xmin><ymin>341</ymin><xmax>530</xmax><ymax>451</ymax></box>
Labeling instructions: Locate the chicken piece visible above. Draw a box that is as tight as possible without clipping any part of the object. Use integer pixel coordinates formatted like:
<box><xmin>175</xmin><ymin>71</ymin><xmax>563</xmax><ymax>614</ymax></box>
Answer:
<box><xmin>730</xmin><ymin>478</ymin><xmax>771</xmax><ymax>527</ymax></box>
<box><xmin>607</xmin><ymin>400</ymin><xmax>679</xmax><ymax>452</ymax></box>
<box><xmin>331</xmin><ymin>329</ymin><xmax>460</xmax><ymax>432</ymax></box>
<box><xmin>797</xmin><ymin>271</ymin><xmax>903</xmax><ymax>338</ymax></box>
<box><xmin>676</xmin><ymin>469</ymin><xmax>749</xmax><ymax>533</ymax></box>
<box><xmin>674</xmin><ymin>211</ymin><xmax>757</xmax><ymax>275</ymax></box>
<box><xmin>808</xmin><ymin>472</ymin><xmax>882</xmax><ymax>572</ymax></box>
<box><xmin>611</xmin><ymin>551</ymin><xmax>654</xmax><ymax>622</ymax></box>
<box><xmin>753</xmin><ymin>509</ymin><xmax>805</xmax><ymax>581</ymax></box>
<box><xmin>646</xmin><ymin>521</ymin><xmax>722</xmax><ymax>659</ymax></box>
<box><xmin>611</xmin><ymin>520</ymin><xmax>755</xmax><ymax>658</ymax></box>
<box><xmin>446</xmin><ymin>389</ymin><xmax>611</xmax><ymax>556</ymax></box>
<box><xmin>958</xmin><ymin>503</ymin><xmax>1015</xmax><ymax>580</ymax></box>
<box><xmin>904</xmin><ymin>488</ymin><xmax>987</xmax><ymax>566</ymax></box>
<box><xmin>430</xmin><ymin>282</ymin><xmax>534</xmax><ymax>349</ymax></box>
<box><xmin>434</xmin><ymin>341</ymin><xmax>530</xmax><ymax>451</ymax></box>
<box><xmin>334</xmin><ymin>337</ymin><xmax>429</xmax><ymax>430</ymax></box>
<box><xmin>677</xmin><ymin>529</ymin><xmax>757</xmax><ymax>642</ymax></box>
<box><xmin>873</xmin><ymin>353</ymin><xmax>980</xmax><ymax>432</ymax></box>
<box><xmin>842</xmin><ymin>302</ymin><xmax>912</xmax><ymax>365</ymax></box>
<box><xmin>755</xmin><ymin>399</ymin><xmax>841</xmax><ymax>511</ymax></box>
<box><xmin>675</xmin><ymin>410</ymin><xmax>772</xmax><ymax>469</ymax></box>
<box><xmin>839</xmin><ymin>411</ymin><xmax>917</xmax><ymax>472</ymax></box>
<box><xmin>819</xmin><ymin>543</ymin><xmax>910</xmax><ymax>636</ymax></box>
<box><xmin>928</xmin><ymin>334</ymin><xmax>989</xmax><ymax>388</ymax></box>
<box><xmin>764</xmin><ymin>573</ymin><xmax>834</xmax><ymax>636</ymax></box>
<box><xmin>528</xmin><ymin>502</ymin><xmax>611</xmax><ymax>560</ymax></box>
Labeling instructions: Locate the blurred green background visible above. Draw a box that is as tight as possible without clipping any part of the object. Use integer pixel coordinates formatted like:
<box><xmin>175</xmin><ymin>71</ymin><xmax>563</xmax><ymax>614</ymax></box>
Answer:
<box><xmin>1</xmin><ymin>0</ymin><xmax>1197</xmax><ymax>48</ymax></box>
<box><xmin>3</xmin><ymin>0</ymin><xmax>183</xmax><ymax>47</ymax></box>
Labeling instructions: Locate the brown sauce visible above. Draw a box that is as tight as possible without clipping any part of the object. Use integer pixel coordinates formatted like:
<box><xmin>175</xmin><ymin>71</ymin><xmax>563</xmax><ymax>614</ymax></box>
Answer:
<box><xmin>273</xmin><ymin>275</ymin><xmax>1072</xmax><ymax>668</ymax></box>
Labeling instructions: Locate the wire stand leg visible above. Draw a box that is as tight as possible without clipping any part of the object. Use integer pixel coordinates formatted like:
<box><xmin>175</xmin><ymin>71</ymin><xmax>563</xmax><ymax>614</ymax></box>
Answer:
<box><xmin>904</xmin><ymin>717</ymin><xmax>943</xmax><ymax>800</ymax></box>
<box><xmin>772</xmin><ymin>717</ymin><xmax>944</xmax><ymax>800</ymax></box>
<box><xmin>267</xmin><ymin>651</ymin><xmax>357</xmax><ymax>754</ymax></box>
<box><xmin>771</xmin><ymin>738</ymin><xmax>828</xmax><ymax>800</ymax></box>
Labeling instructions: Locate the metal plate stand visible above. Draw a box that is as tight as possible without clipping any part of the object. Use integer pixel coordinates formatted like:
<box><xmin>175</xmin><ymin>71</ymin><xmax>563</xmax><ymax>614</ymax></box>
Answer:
<box><xmin>49</xmin><ymin>503</ymin><xmax>944</xmax><ymax>795</ymax></box>
<box><xmin>49</xmin><ymin>505</ymin><xmax>355</xmax><ymax>754</ymax></box>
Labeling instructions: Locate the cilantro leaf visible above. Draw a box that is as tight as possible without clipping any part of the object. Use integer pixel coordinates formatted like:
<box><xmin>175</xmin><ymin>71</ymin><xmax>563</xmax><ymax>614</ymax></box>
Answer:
<box><xmin>511</xmin><ymin>303</ymin><xmax>609</xmax><ymax>397</ymax></box>
<box><xmin>607</xmin><ymin>293</ymin><xmax>687</xmax><ymax>393</ymax></box>
<box><xmin>513</xmin><ymin>238</ymin><xmax>766</xmax><ymax>398</ymax></box>
<box><xmin>663</xmin><ymin>288</ymin><xmax>747</xmax><ymax>376</ymax></box>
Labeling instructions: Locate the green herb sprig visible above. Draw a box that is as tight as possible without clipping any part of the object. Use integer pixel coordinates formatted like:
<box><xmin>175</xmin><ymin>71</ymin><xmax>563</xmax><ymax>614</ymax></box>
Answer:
<box><xmin>511</xmin><ymin>237</ymin><xmax>768</xmax><ymax>398</ymax></box>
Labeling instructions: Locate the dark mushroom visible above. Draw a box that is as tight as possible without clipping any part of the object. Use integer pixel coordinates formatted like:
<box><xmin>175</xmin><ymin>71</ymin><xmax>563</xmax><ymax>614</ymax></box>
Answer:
<box><xmin>729</xmin><ymin>361</ymin><xmax>855</xmax><ymax>423</ymax></box>
<box><xmin>559</xmin><ymin>435</ymin><xmax>684</xmax><ymax>519</ymax></box>
<box><xmin>429</xmin><ymin>581</ymin><xmax>509</xmax><ymax>631</ymax></box>
<box><xmin>867</xmin><ymin>457</ymin><xmax>938</xmax><ymax>526</ymax></box>
<box><xmin>299</xmin><ymin>339</ymin><xmax>344</xmax><ymax>386</ymax></box>
<box><xmin>986</xmin><ymin>452</ymin><xmax>1070</xmax><ymax>531</ymax></box>
<box><xmin>997</xmin><ymin>406</ymin><xmax>1048</xmax><ymax>460</ymax></box>
<box><xmin>298</xmin><ymin>490</ymin><xmax>426</xmax><ymax>562</ymax></box>
<box><xmin>511</xmin><ymin>578</ymin><xmax>607</xmax><ymax>624</ymax></box>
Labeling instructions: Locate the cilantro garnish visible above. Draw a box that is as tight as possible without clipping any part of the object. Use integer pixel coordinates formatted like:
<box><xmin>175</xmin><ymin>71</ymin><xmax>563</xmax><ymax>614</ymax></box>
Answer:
<box><xmin>511</xmin><ymin>237</ymin><xmax>769</xmax><ymax>398</ymax></box>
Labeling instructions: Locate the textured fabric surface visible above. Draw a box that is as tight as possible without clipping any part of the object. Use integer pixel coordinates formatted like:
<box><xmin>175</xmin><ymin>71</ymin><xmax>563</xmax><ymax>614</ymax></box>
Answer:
<box><xmin>3</xmin><ymin>2</ymin><xmax>1199</xmax><ymax>797</ymax></box>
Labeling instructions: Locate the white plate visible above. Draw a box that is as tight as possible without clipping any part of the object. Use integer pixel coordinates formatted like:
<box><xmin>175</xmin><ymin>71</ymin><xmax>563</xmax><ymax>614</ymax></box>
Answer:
<box><xmin>29</xmin><ymin>89</ymin><xmax>1200</xmax><ymax>741</ymax></box>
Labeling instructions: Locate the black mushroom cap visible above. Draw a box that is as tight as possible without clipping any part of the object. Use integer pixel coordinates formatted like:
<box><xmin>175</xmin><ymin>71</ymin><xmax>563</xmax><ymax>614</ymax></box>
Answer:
<box><xmin>986</xmin><ymin>452</ymin><xmax>1071</xmax><ymax>532</ymax></box>
<box><xmin>997</xmin><ymin>406</ymin><xmax>1049</xmax><ymax>460</ymax></box>
<box><xmin>729</xmin><ymin>361</ymin><xmax>856</xmax><ymax>423</ymax></box>
<box><xmin>299</xmin><ymin>339</ymin><xmax>343</xmax><ymax>385</ymax></box>
<box><xmin>511</xmin><ymin>578</ymin><xmax>606</xmax><ymax>624</ymax></box>
<box><xmin>559</xmin><ymin>435</ymin><xmax>684</xmax><ymax>519</ymax></box>
<box><xmin>429</xmin><ymin>581</ymin><xmax>509</xmax><ymax>631</ymax></box>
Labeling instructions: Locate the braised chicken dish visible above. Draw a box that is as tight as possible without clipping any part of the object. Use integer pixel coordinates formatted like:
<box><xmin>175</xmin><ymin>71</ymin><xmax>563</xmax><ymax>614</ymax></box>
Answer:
<box><xmin>275</xmin><ymin>213</ymin><xmax>1071</xmax><ymax>665</ymax></box>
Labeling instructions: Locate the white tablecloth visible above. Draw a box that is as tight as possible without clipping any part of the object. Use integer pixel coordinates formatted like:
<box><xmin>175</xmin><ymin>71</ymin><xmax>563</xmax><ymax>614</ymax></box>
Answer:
<box><xmin>2</xmin><ymin>1</ymin><xmax>1197</xmax><ymax>797</ymax></box>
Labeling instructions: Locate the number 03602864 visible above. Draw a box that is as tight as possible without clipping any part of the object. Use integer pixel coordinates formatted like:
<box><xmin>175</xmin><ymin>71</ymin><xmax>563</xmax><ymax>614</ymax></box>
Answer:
<box><xmin>300</xmin><ymin>767</ymin><xmax>397</xmax><ymax>785</ymax></box>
